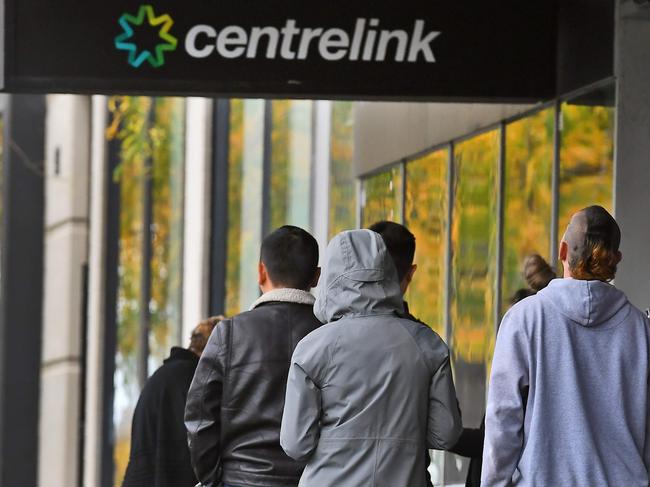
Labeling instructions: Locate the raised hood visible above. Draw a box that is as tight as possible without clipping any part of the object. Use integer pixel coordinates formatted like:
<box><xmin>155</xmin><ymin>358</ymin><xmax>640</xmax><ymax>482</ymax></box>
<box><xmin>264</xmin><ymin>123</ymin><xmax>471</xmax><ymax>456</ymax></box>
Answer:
<box><xmin>314</xmin><ymin>229</ymin><xmax>404</xmax><ymax>323</ymax></box>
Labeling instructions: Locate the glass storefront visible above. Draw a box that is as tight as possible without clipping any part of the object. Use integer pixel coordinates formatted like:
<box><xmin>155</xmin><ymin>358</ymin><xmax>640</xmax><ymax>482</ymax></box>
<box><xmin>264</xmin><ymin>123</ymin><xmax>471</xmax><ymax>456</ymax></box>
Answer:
<box><xmin>225</xmin><ymin>99</ymin><xmax>265</xmax><ymax>317</ymax></box>
<box><xmin>271</xmin><ymin>100</ymin><xmax>313</xmax><ymax>230</ymax></box>
<box><xmin>502</xmin><ymin>109</ymin><xmax>554</xmax><ymax>312</ymax></box>
<box><xmin>329</xmin><ymin>101</ymin><xmax>357</xmax><ymax>239</ymax></box>
<box><xmin>107</xmin><ymin>96</ymin><xmax>186</xmax><ymax>487</ymax></box>
<box><xmin>448</xmin><ymin>131</ymin><xmax>499</xmax><ymax>483</ymax></box>
<box><xmin>559</xmin><ymin>98</ymin><xmax>615</xmax><ymax>242</ymax></box>
<box><xmin>360</xmin><ymin>85</ymin><xmax>615</xmax><ymax>485</ymax></box>
<box><xmin>404</xmin><ymin>149</ymin><xmax>449</xmax><ymax>337</ymax></box>
<box><xmin>100</xmin><ymin>87</ymin><xmax>615</xmax><ymax>487</ymax></box>
<box><xmin>361</xmin><ymin>165</ymin><xmax>403</xmax><ymax>227</ymax></box>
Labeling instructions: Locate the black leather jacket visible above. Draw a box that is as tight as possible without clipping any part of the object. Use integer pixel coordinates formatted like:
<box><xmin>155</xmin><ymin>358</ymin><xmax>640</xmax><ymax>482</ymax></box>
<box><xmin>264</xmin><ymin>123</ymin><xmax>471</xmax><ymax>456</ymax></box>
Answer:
<box><xmin>185</xmin><ymin>299</ymin><xmax>322</xmax><ymax>487</ymax></box>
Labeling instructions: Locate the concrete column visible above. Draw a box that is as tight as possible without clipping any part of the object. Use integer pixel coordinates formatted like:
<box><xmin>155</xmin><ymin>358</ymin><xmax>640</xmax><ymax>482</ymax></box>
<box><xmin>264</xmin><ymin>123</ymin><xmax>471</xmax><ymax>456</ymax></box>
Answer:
<box><xmin>182</xmin><ymin>98</ymin><xmax>213</xmax><ymax>339</ymax></box>
<box><xmin>83</xmin><ymin>95</ymin><xmax>108</xmax><ymax>487</ymax></box>
<box><xmin>38</xmin><ymin>95</ymin><xmax>90</xmax><ymax>487</ymax></box>
<box><xmin>613</xmin><ymin>0</ymin><xmax>650</xmax><ymax>311</ymax></box>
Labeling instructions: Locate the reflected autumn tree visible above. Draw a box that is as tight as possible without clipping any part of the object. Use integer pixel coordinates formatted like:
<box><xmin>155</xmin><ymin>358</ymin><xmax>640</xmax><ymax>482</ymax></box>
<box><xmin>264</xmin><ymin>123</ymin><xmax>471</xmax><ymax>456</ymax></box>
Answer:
<box><xmin>329</xmin><ymin>102</ymin><xmax>357</xmax><ymax>238</ymax></box>
<box><xmin>405</xmin><ymin>150</ymin><xmax>448</xmax><ymax>337</ymax></box>
<box><xmin>559</xmin><ymin>104</ymin><xmax>614</xmax><ymax>239</ymax></box>
<box><xmin>502</xmin><ymin>109</ymin><xmax>554</xmax><ymax>313</ymax></box>
<box><xmin>362</xmin><ymin>166</ymin><xmax>403</xmax><ymax>227</ymax></box>
<box><xmin>271</xmin><ymin>100</ymin><xmax>312</xmax><ymax>230</ymax></box>
<box><xmin>106</xmin><ymin>96</ymin><xmax>185</xmax><ymax>486</ymax></box>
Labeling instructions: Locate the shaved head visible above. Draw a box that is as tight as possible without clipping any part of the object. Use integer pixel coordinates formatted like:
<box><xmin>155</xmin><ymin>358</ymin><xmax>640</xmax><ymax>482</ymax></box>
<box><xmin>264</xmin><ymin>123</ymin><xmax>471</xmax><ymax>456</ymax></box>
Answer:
<box><xmin>560</xmin><ymin>206</ymin><xmax>621</xmax><ymax>281</ymax></box>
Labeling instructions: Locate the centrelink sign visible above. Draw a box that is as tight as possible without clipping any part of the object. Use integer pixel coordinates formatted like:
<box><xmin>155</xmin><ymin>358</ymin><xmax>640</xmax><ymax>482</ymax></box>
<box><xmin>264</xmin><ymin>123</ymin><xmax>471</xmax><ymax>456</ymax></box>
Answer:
<box><xmin>183</xmin><ymin>18</ymin><xmax>440</xmax><ymax>63</ymax></box>
<box><xmin>114</xmin><ymin>6</ymin><xmax>440</xmax><ymax>67</ymax></box>
<box><xmin>3</xmin><ymin>0</ymin><xmax>557</xmax><ymax>100</ymax></box>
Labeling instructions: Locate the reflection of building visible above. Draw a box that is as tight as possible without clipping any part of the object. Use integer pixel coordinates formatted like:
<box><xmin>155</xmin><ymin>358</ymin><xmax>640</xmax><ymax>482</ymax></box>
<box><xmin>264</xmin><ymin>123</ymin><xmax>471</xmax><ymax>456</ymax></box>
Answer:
<box><xmin>0</xmin><ymin>3</ymin><xmax>648</xmax><ymax>487</ymax></box>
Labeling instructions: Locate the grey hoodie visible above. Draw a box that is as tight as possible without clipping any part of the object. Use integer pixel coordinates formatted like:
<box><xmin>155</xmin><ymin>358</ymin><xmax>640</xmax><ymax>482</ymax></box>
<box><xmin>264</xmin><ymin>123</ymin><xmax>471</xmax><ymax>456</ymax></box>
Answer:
<box><xmin>483</xmin><ymin>278</ymin><xmax>650</xmax><ymax>487</ymax></box>
<box><xmin>280</xmin><ymin>229</ymin><xmax>462</xmax><ymax>487</ymax></box>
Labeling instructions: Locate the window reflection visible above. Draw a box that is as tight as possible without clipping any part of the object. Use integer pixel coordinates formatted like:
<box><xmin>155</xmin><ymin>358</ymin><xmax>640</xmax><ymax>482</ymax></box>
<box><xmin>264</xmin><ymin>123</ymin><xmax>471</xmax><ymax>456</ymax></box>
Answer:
<box><xmin>404</xmin><ymin>150</ymin><xmax>448</xmax><ymax>337</ymax></box>
<box><xmin>225</xmin><ymin>99</ymin><xmax>265</xmax><ymax>317</ymax></box>
<box><xmin>111</xmin><ymin>96</ymin><xmax>148</xmax><ymax>487</ymax></box>
<box><xmin>108</xmin><ymin>96</ymin><xmax>186</xmax><ymax>486</ymax></box>
<box><xmin>559</xmin><ymin>100</ymin><xmax>614</xmax><ymax>242</ymax></box>
<box><xmin>271</xmin><ymin>100</ymin><xmax>313</xmax><ymax>230</ymax></box>
<box><xmin>329</xmin><ymin>102</ymin><xmax>357</xmax><ymax>238</ymax></box>
<box><xmin>361</xmin><ymin>166</ymin><xmax>403</xmax><ymax>227</ymax></box>
<box><xmin>449</xmin><ymin>131</ymin><xmax>499</xmax><ymax>484</ymax></box>
<box><xmin>502</xmin><ymin>109</ymin><xmax>554</xmax><ymax>313</ymax></box>
<box><xmin>149</xmin><ymin>97</ymin><xmax>186</xmax><ymax>369</ymax></box>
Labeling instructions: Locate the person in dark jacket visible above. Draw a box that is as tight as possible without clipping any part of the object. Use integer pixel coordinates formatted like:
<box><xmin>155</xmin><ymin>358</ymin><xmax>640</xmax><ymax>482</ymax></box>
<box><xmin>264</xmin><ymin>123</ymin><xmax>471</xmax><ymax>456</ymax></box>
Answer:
<box><xmin>185</xmin><ymin>225</ymin><xmax>322</xmax><ymax>487</ymax></box>
<box><xmin>369</xmin><ymin>220</ymin><xmax>439</xmax><ymax>487</ymax></box>
<box><xmin>122</xmin><ymin>316</ymin><xmax>222</xmax><ymax>487</ymax></box>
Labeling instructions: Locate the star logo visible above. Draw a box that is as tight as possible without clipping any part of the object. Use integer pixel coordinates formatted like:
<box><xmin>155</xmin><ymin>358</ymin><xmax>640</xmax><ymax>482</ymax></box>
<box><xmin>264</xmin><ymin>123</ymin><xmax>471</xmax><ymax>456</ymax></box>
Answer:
<box><xmin>114</xmin><ymin>5</ymin><xmax>178</xmax><ymax>68</ymax></box>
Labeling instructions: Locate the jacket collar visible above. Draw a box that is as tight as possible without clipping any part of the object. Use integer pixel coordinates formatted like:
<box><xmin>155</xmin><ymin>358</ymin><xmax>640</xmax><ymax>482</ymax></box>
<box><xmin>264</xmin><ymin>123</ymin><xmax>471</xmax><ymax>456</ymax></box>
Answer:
<box><xmin>250</xmin><ymin>288</ymin><xmax>315</xmax><ymax>310</ymax></box>
<box><xmin>165</xmin><ymin>346</ymin><xmax>199</xmax><ymax>364</ymax></box>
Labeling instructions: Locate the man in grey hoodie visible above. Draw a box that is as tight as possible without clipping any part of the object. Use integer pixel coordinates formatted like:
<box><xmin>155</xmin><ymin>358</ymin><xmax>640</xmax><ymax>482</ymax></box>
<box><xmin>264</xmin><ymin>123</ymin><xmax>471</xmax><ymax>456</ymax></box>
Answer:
<box><xmin>482</xmin><ymin>206</ymin><xmax>650</xmax><ymax>486</ymax></box>
<box><xmin>280</xmin><ymin>229</ymin><xmax>462</xmax><ymax>487</ymax></box>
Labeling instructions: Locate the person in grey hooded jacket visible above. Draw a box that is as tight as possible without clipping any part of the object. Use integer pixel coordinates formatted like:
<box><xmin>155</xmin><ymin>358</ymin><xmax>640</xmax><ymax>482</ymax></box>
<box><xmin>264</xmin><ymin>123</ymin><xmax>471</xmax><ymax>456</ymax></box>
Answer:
<box><xmin>482</xmin><ymin>205</ymin><xmax>650</xmax><ymax>487</ymax></box>
<box><xmin>280</xmin><ymin>229</ymin><xmax>462</xmax><ymax>487</ymax></box>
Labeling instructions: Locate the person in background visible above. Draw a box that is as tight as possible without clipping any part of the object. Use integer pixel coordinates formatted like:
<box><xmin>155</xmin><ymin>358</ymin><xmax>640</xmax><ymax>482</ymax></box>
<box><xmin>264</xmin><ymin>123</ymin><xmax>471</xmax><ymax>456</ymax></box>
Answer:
<box><xmin>281</xmin><ymin>229</ymin><xmax>462</xmax><ymax>487</ymax></box>
<box><xmin>368</xmin><ymin>220</ymin><xmax>437</xmax><ymax>487</ymax></box>
<box><xmin>523</xmin><ymin>253</ymin><xmax>557</xmax><ymax>293</ymax></box>
<box><xmin>122</xmin><ymin>316</ymin><xmax>223</xmax><ymax>487</ymax></box>
<box><xmin>185</xmin><ymin>225</ymin><xmax>322</xmax><ymax>487</ymax></box>
<box><xmin>483</xmin><ymin>206</ymin><xmax>650</xmax><ymax>486</ymax></box>
<box><xmin>450</xmin><ymin>254</ymin><xmax>555</xmax><ymax>487</ymax></box>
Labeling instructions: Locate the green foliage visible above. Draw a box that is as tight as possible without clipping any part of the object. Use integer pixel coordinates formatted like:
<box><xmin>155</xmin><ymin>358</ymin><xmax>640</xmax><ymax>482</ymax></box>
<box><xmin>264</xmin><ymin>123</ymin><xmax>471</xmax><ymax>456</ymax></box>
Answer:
<box><xmin>405</xmin><ymin>150</ymin><xmax>448</xmax><ymax>337</ymax></box>
<box><xmin>502</xmin><ymin>109</ymin><xmax>554</xmax><ymax>312</ymax></box>
<box><xmin>107</xmin><ymin>96</ymin><xmax>185</xmax><ymax>487</ymax></box>
<box><xmin>329</xmin><ymin>102</ymin><xmax>357</xmax><ymax>238</ymax></box>
<box><xmin>362</xmin><ymin>166</ymin><xmax>403</xmax><ymax>227</ymax></box>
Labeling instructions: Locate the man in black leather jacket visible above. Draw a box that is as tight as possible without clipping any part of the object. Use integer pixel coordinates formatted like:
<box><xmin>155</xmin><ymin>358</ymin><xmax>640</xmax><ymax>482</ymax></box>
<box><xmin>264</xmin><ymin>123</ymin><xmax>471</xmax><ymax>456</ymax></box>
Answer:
<box><xmin>184</xmin><ymin>225</ymin><xmax>322</xmax><ymax>487</ymax></box>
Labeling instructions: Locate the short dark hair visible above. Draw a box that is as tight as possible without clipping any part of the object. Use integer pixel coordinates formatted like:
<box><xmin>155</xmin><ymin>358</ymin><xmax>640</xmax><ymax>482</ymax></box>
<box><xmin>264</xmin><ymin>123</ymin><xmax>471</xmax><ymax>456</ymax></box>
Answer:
<box><xmin>260</xmin><ymin>225</ymin><xmax>319</xmax><ymax>290</ymax></box>
<box><xmin>368</xmin><ymin>221</ymin><xmax>415</xmax><ymax>282</ymax></box>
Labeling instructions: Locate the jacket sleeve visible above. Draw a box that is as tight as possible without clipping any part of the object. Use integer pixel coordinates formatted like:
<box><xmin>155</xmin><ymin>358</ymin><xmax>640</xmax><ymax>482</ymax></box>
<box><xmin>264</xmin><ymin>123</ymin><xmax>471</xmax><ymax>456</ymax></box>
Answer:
<box><xmin>448</xmin><ymin>422</ymin><xmax>485</xmax><ymax>459</ymax></box>
<box><xmin>184</xmin><ymin>322</ymin><xmax>228</xmax><ymax>487</ymax></box>
<box><xmin>427</xmin><ymin>356</ymin><xmax>463</xmax><ymax>450</ymax></box>
<box><xmin>481</xmin><ymin>313</ymin><xmax>529</xmax><ymax>487</ymax></box>
<box><xmin>280</xmin><ymin>342</ymin><xmax>322</xmax><ymax>461</ymax></box>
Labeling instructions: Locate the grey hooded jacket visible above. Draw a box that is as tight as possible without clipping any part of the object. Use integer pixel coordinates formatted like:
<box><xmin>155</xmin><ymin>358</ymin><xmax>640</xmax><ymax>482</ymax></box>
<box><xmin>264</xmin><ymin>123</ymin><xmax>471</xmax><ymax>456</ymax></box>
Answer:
<box><xmin>280</xmin><ymin>229</ymin><xmax>462</xmax><ymax>487</ymax></box>
<box><xmin>483</xmin><ymin>278</ymin><xmax>650</xmax><ymax>487</ymax></box>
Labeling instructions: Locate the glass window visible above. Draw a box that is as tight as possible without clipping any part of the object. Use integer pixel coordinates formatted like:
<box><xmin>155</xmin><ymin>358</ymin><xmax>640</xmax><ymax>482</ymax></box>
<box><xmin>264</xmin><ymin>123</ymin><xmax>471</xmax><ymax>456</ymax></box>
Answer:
<box><xmin>448</xmin><ymin>130</ymin><xmax>499</xmax><ymax>484</ymax></box>
<box><xmin>110</xmin><ymin>96</ymin><xmax>149</xmax><ymax>487</ymax></box>
<box><xmin>270</xmin><ymin>100</ymin><xmax>313</xmax><ymax>230</ymax></box>
<box><xmin>502</xmin><ymin>109</ymin><xmax>554</xmax><ymax>312</ymax></box>
<box><xmin>149</xmin><ymin>98</ymin><xmax>186</xmax><ymax>368</ymax></box>
<box><xmin>559</xmin><ymin>94</ymin><xmax>615</xmax><ymax>242</ymax></box>
<box><xmin>361</xmin><ymin>166</ymin><xmax>403</xmax><ymax>227</ymax></box>
<box><xmin>225</xmin><ymin>99</ymin><xmax>265</xmax><ymax>317</ymax></box>
<box><xmin>329</xmin><ymin>101</ymin><xmax>357</xmax><ymax>238</ymax></box>
<box><xmin>108</xmin><ymin>96</ymin><xmax>186</xmax><ymax>486</ymax></box>
<box><xmin>404</xmin><ymin>149</ymin><xmax>448</xmax><ymax>337</ymax></box>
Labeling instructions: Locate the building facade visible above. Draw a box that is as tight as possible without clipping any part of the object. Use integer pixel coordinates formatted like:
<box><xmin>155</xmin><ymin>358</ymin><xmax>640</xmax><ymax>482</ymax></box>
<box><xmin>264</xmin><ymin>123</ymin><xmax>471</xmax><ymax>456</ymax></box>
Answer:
<box><xmin>0</xmin><ymin>1</ymin><xmax>647</xmax><ymax>486</ymax></box>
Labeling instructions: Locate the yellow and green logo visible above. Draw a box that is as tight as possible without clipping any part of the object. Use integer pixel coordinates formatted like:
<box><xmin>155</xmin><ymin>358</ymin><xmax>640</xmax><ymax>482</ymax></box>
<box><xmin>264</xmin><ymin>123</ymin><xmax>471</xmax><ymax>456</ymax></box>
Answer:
<box><xmin>114</xmin><ymin>5</ymin><xmax>178</xmax><ymax>68</ymax></box>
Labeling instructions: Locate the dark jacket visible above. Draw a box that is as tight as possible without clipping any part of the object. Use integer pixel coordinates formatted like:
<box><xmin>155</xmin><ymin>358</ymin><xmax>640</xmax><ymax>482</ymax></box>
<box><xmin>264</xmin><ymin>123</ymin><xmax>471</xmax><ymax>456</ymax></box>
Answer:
<box><xmin>123</xmin><ymin>347</ymin><xmax>199</xmax><ymax>487</ymax></box>
<box><xmin>449</xmin><ymin>417</ymin><xmax>485</xmax><ymax>487</ymax></box>
<box><xmin>185</xmin><ymin>289</ymin><xmax>322</xmax><ymax>487</ymax></box>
